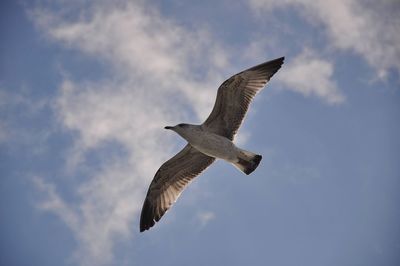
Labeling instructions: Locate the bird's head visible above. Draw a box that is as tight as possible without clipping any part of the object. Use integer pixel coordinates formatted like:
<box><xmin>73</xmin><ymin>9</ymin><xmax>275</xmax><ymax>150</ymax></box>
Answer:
<box><xmin>164</xmin><ymin>123</ymin><xmax>190</xmax><ymax>131</ymax></box>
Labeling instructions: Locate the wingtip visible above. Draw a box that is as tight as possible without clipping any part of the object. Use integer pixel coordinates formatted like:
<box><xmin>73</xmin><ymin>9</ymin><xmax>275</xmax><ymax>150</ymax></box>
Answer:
<box><xmin>269</xmin><ymin>56</ymin><xmax>285</xmax><ymax>65</ymax></box>
<box><xmin>139</xmin><ymin>198</ymin><xmax>155</xmax><ymax>232</ymax></box>
<box><xmin>260</xmin><ymin>56</ymin><xmax>285</xmax><ymax>77</ymax></box>
<box><xmin>139</xmin><ymin>219</ymin><xmax>154</xmax><ymax>233</ymax></box>
<box><xmin>140</xmin><ymin>226</ymin><xmax>149</xmax><ymax>233</ymax></box>
<box><xmin>272</xmin><ymin>56</ymin><xmax>285</xmax><ymax>65</ymax></box>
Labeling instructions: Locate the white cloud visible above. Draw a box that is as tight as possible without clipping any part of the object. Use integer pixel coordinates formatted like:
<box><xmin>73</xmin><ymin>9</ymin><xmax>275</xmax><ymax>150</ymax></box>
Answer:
<box><xmin>32</xmin><ymin>2</ymin><xmax>226</xmax><ymax>121</ymax></box>
<box><xmin>196</xmin><ymin>211</ymin><xmax>216</xmax><ymax>227</ymax></box>
<box><xmin>249</xmin><ymin>0</ymin><xmax>400</xmax><ymax>77</ymax></box>
<box><xmin>33</xmin><ymin>177</ymin><xmax>79</xmax><ymax>232</ymax></box>
<box><xmin>31</xmin><ymin>1</ymin><xmax>230</xmax><ymax>265</ymax></box>
<box><xmin>277</xmin><ymin>50</ymin><xmax>345</xmax><ymax>104</ymax></box>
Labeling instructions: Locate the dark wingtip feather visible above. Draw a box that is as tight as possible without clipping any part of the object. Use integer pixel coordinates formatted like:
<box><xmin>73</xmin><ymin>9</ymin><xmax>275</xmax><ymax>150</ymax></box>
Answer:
<box><xmin>139</xmin><ymin>198</ymin><xmax>155</xmax><ymax>232</ymax></box>
<box><xmin>268</xmin><ymin>56</ymin><xmax>285</xmax><ymax>65</ymax></box>
<box><xmin>252</xmin><ymin>56</ymin><xmax>284</xmax><ymax>71</ymax></box>
<box><xmin>239</xmin><ymin>56</ymin><xmax>285</xmax><ymax>79</ymax></box>
<box><xmin>277</xmin><ymin>56</ymin><xmax>285</xmax><ymax>62</ymax></box>
<box><xmin>270</xmin><ymin>56</ymin><xmax>285</xmax><ymax>65</ymax></box>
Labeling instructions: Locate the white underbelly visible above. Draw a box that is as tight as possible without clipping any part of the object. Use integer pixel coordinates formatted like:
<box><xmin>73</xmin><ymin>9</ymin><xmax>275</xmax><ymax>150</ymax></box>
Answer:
<box><xmin>188</xmin><ymin>132</ymin><xmax>237</xmax><ymax>162</ymax></box>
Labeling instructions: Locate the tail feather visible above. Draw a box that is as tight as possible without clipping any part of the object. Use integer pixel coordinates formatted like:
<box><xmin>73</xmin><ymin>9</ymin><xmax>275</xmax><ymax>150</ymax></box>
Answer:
<box><xmin>233</xmin><ymin>152</ymin><xmax>262</xmax><ymax>175</ymax></box>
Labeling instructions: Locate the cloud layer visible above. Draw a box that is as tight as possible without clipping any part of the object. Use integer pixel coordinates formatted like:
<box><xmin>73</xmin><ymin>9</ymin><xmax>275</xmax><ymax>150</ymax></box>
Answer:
<box><xmin>32</xmin><ymin>2</ymin><xmax>228</xmax><ymax>265</ymax></box>
<box><xmin>28</xmin><ymin>0</ymin><xmax>397</xmax><ymax>264</ymax></box>
<box><xmin>249</xmin><ymin>0</ymin><xmax>400</xmax><ymax>78</ymax></box>
<box><xmin>277</xmin><ymin>50</ymin><xmax>344</xmax><ymax>104</ymax></box>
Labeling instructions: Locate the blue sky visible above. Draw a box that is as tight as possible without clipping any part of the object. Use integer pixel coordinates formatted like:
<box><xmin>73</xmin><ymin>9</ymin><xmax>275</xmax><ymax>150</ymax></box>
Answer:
<box><xmin>1</xmin><ymin>0</ymin><xmax>399</xmax><ymax>265</ymax></box>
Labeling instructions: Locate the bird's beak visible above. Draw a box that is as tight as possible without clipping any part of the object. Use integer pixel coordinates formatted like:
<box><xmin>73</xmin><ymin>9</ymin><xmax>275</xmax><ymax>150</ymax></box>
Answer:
<box><xmin>164</xmin><ymin>126</ymin><xmax>173</xmax><ymax>130</ymax></box>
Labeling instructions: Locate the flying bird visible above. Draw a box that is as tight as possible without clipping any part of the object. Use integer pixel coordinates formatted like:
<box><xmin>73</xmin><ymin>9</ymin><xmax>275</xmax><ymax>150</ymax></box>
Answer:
<box><xmin>140</xmin><ymin>57</ymin><xmax>284</xmax><ymax>232</ymax></box>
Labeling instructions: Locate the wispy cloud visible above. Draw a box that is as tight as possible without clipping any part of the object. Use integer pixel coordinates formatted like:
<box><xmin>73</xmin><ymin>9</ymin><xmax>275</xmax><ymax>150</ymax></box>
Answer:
<box><xmin>277</xmin><ymin>50</ymin><xmax>345</xmax><ymax>104</ymax></box>
<box><xmin>196</xmin><ymin>211</ymin><xmax>216</xmax><ymax>227</ymax></box>
<box><xmin>249</xmin><ymin>0</ymin><xmax>400</xmax><ymax>78</ymax></box>
<box><xmin>30</xmin><ymin>1</ymin><xmax>228</xmax><ymax>265</ymax></box>
<box><xmin>33</xmin><ymin>177</ymin><xmax>79</xmax><ymax>231</ymax></box>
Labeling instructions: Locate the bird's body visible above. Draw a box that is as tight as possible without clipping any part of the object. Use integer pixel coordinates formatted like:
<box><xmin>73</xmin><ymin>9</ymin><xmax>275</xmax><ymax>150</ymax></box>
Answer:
<box><xmin>171</xmin><ymin>124</ymin><xmax>236</xmax><ymax>161</ymax></box>
<box><xmin>140</xmin><ymin>57</ymin><xmax>285</xmax><ymax>232</ymax></box>
<box><xmin>171</xmin><ymin>123</ymin><xmax>260</xmax><ymax>170</ymax></box>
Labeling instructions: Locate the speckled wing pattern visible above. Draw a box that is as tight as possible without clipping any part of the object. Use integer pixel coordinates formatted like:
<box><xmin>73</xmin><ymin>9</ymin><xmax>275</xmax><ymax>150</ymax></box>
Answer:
<box><xmin>203</xmin><ymin>57</ymin><xmax>284</xmax><ymax>140</ymax></box>
<box><xmin>140</xmin><ymin>144</ymin><xmax>215</xmax><ymax>232</ymax></box>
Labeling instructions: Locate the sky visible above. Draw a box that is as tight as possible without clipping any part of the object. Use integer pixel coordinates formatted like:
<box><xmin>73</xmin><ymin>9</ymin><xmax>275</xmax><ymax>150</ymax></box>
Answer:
<box><xmin>1</xmin><ymin>0</ymin><xmax>399</xmax><ymax>265</ymax></box>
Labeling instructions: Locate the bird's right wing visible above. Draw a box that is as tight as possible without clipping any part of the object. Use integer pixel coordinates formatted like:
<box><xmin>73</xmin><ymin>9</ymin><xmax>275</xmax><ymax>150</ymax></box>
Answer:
<box><xmin>140</xmin><ymin>144</ymin><xmax>215</xmax><ymax>232</ymax></box>
<box><xmin>202</xmin><ymin>57</ymin><xmax>284</xmax><ymax>140</ymax></box>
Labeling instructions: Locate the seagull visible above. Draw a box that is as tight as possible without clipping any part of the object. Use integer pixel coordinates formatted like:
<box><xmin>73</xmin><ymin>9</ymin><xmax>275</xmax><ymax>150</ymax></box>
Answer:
<box><xmin>140</xmin><ymin>57</ymin><xmax>284</xmax><ymax>232</ymax></box>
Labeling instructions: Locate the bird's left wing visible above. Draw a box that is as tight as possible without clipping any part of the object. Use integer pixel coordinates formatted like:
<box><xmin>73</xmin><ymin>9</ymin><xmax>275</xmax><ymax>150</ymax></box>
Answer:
<box><xmin>140</xmin><ymin>144</ymin><xmax>215</xmax><ymax>232</ymax></box>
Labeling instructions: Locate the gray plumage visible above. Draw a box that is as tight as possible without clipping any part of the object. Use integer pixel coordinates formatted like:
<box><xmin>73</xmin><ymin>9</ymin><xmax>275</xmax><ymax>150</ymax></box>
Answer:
<box><xmin>140</xmin><ymin>57</ymin><xmax>284</xmax><ymax>232</ymax></box>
